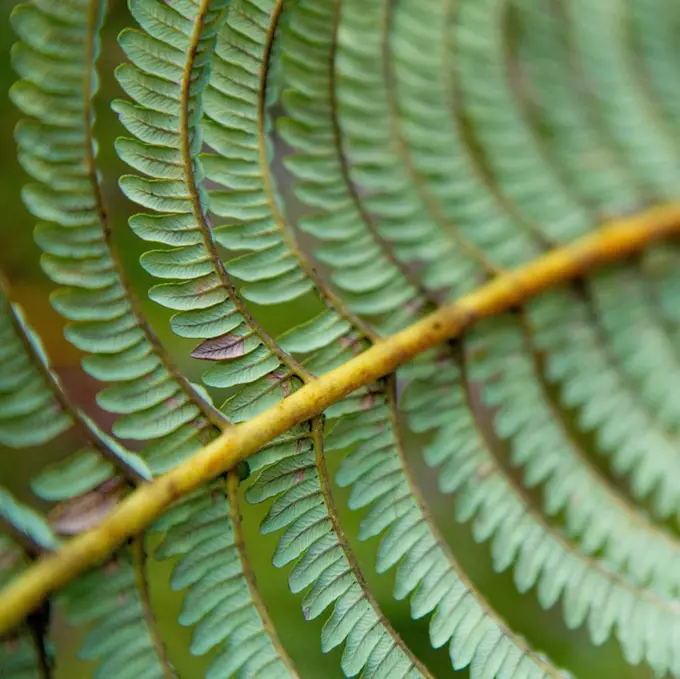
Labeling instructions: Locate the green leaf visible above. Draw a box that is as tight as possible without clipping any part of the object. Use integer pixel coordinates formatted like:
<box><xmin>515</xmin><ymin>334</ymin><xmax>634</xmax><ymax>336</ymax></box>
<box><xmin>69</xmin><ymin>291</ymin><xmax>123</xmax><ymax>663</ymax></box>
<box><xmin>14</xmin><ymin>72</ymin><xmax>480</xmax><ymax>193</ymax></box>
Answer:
<box><xmin>12</xmin><ymin>0</ymin><xmax>224</xmax><ymax>481</ymax></box>
<box><xmin>0</xmin><ymin>535</ymin><xmax>50</xmax><ymax>679</ymax></box>
<box><xmin>155</xmin><ymin>480</ymin><xmax>299</xmax><ymax>679</ymax></box>
<box><xmin>0</xmin><ymin>489</ymin><xmax>59</xmax><ymax>553</ymax></box>
<box><xmin>59</xmin><ymin>541</ymin><xmax>177</xmax><ymax>679</ymax></box>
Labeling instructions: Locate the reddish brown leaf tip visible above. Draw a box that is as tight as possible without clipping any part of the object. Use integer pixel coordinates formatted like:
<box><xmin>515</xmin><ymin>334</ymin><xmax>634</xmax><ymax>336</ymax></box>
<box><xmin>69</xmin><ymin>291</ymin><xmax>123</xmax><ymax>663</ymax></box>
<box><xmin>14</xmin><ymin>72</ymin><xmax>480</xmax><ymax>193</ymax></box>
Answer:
<box><xmin>191</xmin><ymin>333</ymin><xmax>246</xmax><ymax>361</ymax></box>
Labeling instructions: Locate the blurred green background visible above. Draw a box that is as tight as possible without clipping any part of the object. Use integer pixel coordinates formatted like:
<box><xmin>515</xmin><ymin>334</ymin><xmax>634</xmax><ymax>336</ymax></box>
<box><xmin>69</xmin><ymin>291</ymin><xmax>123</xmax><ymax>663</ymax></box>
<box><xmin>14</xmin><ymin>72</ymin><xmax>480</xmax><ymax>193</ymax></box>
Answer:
<box><xmin>0</xmin><ymin>1</ymin><xmax>658</xmax><ymax>677</ymax></box>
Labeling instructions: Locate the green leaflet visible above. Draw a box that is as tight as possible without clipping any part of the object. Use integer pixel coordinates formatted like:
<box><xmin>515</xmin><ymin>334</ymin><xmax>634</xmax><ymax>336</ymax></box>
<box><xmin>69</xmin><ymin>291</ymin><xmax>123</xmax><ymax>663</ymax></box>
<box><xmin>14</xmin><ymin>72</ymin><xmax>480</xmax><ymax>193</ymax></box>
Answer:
<box><xmin>0</xmin><ymin>535</ymin><xmax>50</xmax><ymax>679</ymax></box>
<box><xmin>58</xmin><ymin>540</ymin><xmax>176</xmax><ymax>679</ymax></box>
<box><xmin>204</xmin><ymin>4</ymin><xmax>437</xmax><ymax>673</ymax></box>
<box><xmin>116</xmin><ymin>0</ymin><xmax>305</xmax><ymax>427</ymax></box>
<box><xmin>155</xmin><ymin>479</ymin><xmax>298</xmax><ymax>679</ymax></box>
<box><xmin>114</xmin><ymin>2</ymin><xmax>304</xmax><ymax>678</ymax></box>
<box><xmin>246</xmin><ymin>421</ymin><xmax>429</xmax><ymax>679</ymax></box>
<box><xmin>276</xmin><ymin>4</ymin><xmax>575</xmax><ymax>677</ymax></box>
<box><xmin>401</xmin><ymin>345</ymin><xmax>680</xmax><ymax>679</ymax></box>
<box><xmin>4</xmin><ymin>1</ymin><xmax>680</xmax><ymax>678</ymax></box>
<box><xmin>11</xmin><ymin>0</ymin><xmax>220</xmax><ymax>476</ymax></box>
<box><xmin>467</xmin><ymin>312</ymin><xmax>680</xmax><ymax>598</ymax></box>
<box><xmin>525</xmin><ymin>289</ymin><xmax>680</xmax><ymax>522</ymax></box>
<box><xmin>0</xmin><ymin>293</ymin><xmax>71</xmax><ymax>448</ymax></box>
<box><xmin>510</xmin><ymin>1</ymin><xmax>637</xmax><ymax>213</ymax></box>
<box><xmin>279</xmin><ymin>0</ymin><xmax>418</xmax><ymax>330</ymax></box>
<box><xmin>453</xmin><ymin>0</ymin><xmax>680</xmax><ymax>510</ymax></box>
<box><xmin>327</xmin><ymin>395</ymin><xmax>571</xmax><ymax>679</ymax></box>
<box><xmin>0</xmin><ymin>287</ymin><xmax>170</xmax><ymax>679</ymax></box>
<box><xmin>566</xmin><ymin>0</ymin><xmax>680</xmax><ymax>198</ymax></box>
<box><xmin>388</xmin><ymin>0</ymin><xmax>540</xmax><ymax>269</ymax></box>
<box><xmin>395</xmin><ymin>0</ymin><xmax>680</xmax><ymax>545</ymax></box>
<box><xmin>456</xmin><ymin>0</ymin><xmax>678</xmax><ymax>516</ymax></box>
<box><xmin>511</xmin><ymin>0</ymin><xmax>680</xmax><ymax>514</ymax></box>
<box><xmin>31</xmin><ymin>450</ymin><xmax>114</xmax><ymax>502</ymax></box>
<box><xmin>0</xmin><ymin>489</ymin><xmax>59</xmax><ymax>554</ymax></box>
<box><xmin>454</xmin><ymin>0</ymin><xmax>591</xmax><ymax>244</ymax></box>
<box><xmin>627</xmin><ymin>0</ymin><xmax>680</xmax><ymax>141</ymax></box>
<box><xmin>0</xmin><ymin>285</ymin><xmax>151</xmax><ymax>483</ymax></box>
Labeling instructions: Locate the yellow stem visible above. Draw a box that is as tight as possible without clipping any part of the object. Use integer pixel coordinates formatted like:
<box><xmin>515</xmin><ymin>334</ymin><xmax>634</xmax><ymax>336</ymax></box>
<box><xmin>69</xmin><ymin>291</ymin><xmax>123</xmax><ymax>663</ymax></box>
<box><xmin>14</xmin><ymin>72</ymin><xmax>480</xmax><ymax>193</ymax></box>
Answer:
<box><xmin>1</xmin><ymin>203</ymin><xmax>679</xmax><ymax>635</ymax></box>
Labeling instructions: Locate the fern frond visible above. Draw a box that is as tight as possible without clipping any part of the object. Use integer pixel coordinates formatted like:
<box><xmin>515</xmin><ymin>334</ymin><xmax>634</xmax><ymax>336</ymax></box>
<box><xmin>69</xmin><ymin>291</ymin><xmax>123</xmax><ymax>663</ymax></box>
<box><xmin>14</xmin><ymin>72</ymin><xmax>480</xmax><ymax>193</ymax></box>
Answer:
<box><xmin>279</xmin><ymin>0</ymin><xmax>471</xmax><ymax>332</ymax></box>
<box><xmin>511</xmin><ymin>1</ymin><xmax>639</xmax><ymax>215</ymax></box>
<box><xmin>327</xmin><ymin>384</ymin><xmax>570</xmax><ymax>679</ymax></box>
<box><xmin>276</xmin><ymin>5</ymin><xmax>580</xmax><ymax>675</ymax></box>
<box><xmin>116</xmin><ymin>0</ymin><xmax>309</xmax><ymax>421</ymax></box>
<box><xmin>628</xmin><ymin>0</ymin><xmax>680</xmax><ymax>139</ymax></box>
<box><xmin>0</xmin><ymin>534</ymin><xmax>51</xmax><ymax>679</ymax></box>
<box><xmin>467</xmin><ymin>312</ymin><xmax>680</xmax><ymax>597</ymax></box>
<box><xmin>454</xmin><ymin>0</ymin><xmax>591</xmax><ymax>244</ymax></box>
<box><xmin>0</xmin><ymin>490</ymin><xmax>59</xmax><ymax>556</ymax></box>
<box><xmin>526</xmin><ymin>288</ymin><xmax>680</xmax><ymax>520</ymax></box>
<box><xmin>440</xmin><ymin>0</ymin><xmax>680</xmax><ymax>523</ymax></box>
<box><xmin>58</xmin><ymin>538</ymin><xmax>177</xmax><ymax>679</ymax></box>
<box><xmin>402</xmin><ymin>347</ymin><xmax>680</xmax><ymax>679</ymax></box>
<box><xmin>5</xmin><ymin>1</ymin><xmax>680</xmax><ymax>675</ymax></box>
<box><xmin>155</xmin><ymin>473</ymin><xmax>299</xmax><ymax>679</ymax></box>
<box><xmin>11</xmin><ymin>0</ymin><xmax>224</xmax><ymax>478</ymax></box>
<box><xmin>245</xmin><ymin>419</ymin><xmax>432</xmax><ymax>679</ymax></box>
<box><xmin>0</xmin><ymin>284</ymin><xmax>150</xmax><ymax>484</ymax></box>
<box><xmin>2</xmin><ymin>205</ymin><xmax>680</xmax><ymax>641</ymax></box>
<box><xmin>514</xmin><ymin>2</ymin><xmax>680</xmax><ymax>445</ymax></box>
<box><xmin>566</xmin><ymin>0</ymin><xmax>680</xmax><ymax>197</ymax></box>
<box><xmin>0</xmin><ymin>294</ymin><xmax>71</xmax><ymax>449</ymax></box>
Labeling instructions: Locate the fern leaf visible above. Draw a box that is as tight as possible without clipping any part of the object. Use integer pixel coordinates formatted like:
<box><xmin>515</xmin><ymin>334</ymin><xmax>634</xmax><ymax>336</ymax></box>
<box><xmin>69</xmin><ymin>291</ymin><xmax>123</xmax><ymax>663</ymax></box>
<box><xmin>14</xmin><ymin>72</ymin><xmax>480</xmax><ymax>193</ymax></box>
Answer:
<box><xmin>566</xmin><ymin>0</ymin><xmax>680</xmax><ymax>197</ymax></box>
<box><xmin>116</xmin><ymin>0</ymin><xmax>308</xmax><ymax>423</ymax></box>
<box><xmin>327</xmin><ymin>385</ymin><xmax>571</xmax><ymax>679</ymax></box>
<box><xmin>3</xmin><ymin>1</ymin><xmax>680</xmax><ymax>679</ymax></box>
<box><xmin>58</xmin><ymin>538</ymin><xmax>177</xmax><ymax>679</ymax></box>
<box><xmin>454</xmin><ymin>0</ymin><xmax>591</xmax><ymax>243</ymax></box>
<box><xmin>436</xmin><ymin>0</ymin><xmax>680</xmax><ymax>523</ymax></box>
<box><xmin>276</xmin><ymin>5</ymin><xmax>581</xmax><ymax>676</ymax></box>
<box><xmin>402</xmin><ymin>346</ymin><xmax>680</xmax><ymax>679</ymax></box>
<box><xmin>386</xmin><ymin>1</ymin><xmax>541</xmax><ymax>269</ymax></box>
<box><xmin>11</xmin><ymin>0</ymin><xmax>223</xmax><ymax>478</ymax></box>
<box><xmin>0</xmin><ymin>490</ymin><xmax>59</xmax><ymax>555</ymax></box>
<box><xmin>511</xmin><ymin>2</ymin><xmax>638</xmax><ymax>214</ymax></box>
<box><xmin>514</xmin><ymin>1</ymin><xmax>680</xmax><ymax>462</ymax></box>
<box><xmin>246</xmin><ymin>419</ymin><xmax>431</xmax><ymax>679</ymax></box>
<box><xmin>121</xmin><ymin>1</ymin><xmax>437</xmax><ymax>673</ymax></box>
<box><xmin>0</xmin><ymin>294</ymin><xmax>71</xmax><ymax>449</ymax></box>
<box><xmin>0</xmin><ymin>535</ymin><xmax>51</xmax><ymax>679</ymax></box>
<box><xmin>155</xmin><ymin>474</ymin><xmax>299</xmax><ymax>679</ymax></box>
<box><xmin>467</xmin><ymin>312</ymin><xmax>680</xmax><ymax>597</ymax></box>
<box><xmin>210</xmin><ymin>3</ymin><xmax>571</xmax><ymax>673</ymax></box>
<box><xmin>279</xmin><ymin>0</ymin><xmax>472</xmax><ymax>333</ymax></box>
<box><xmin>114</xmin><ymin>2</ymin><xmax>370</xmax><ymax>676</ymax></box>
<box><xmin>0</xmin><ymin>285</ymin><xmax>150</xmax><ymax>483</ymax></box>
<box><xmin>628</xmin><ymin>0</ymin><xmax>680</xmax><ymax>139</ymax></box>
<box><xmin>526</xmin><ymin>286</ymin><xmax>680</xmax><ymax>520</ymax></box>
